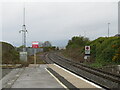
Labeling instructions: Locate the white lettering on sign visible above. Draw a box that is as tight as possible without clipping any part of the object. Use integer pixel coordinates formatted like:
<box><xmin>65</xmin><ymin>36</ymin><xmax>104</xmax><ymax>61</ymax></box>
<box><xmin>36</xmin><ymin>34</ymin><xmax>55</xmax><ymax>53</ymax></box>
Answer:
<box><xmin>32</xmin><ymin>42</ymin><xmax>39</xmax><ymax>44</ymax></box>
<box><xmin>32</xmin><ymin>41</ymin><xmax>39</xmax><ymax>48</ymax></box>
<box><xmin>32</xmin><ymin>43</ymin><xmax>39</xmax><ymax>44</ymax></box>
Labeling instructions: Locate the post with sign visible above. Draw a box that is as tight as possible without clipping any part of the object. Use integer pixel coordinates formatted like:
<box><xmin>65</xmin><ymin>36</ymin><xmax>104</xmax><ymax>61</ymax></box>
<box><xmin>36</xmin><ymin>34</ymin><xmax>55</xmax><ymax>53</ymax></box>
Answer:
<box><xmin>32</xmin><ymin>41</ymin><xmax>39</xmax><ymax>65</ymax></box>
<box><xmin>84</xmin><ymin>46</ymin><xmax>90</xmax><ymax>62</ymax></box>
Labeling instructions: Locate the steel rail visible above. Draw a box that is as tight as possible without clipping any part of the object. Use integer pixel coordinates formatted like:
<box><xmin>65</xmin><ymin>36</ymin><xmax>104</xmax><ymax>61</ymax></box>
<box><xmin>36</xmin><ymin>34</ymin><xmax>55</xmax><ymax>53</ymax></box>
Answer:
<box><xmin>44</xmin><ymin>52</ymin><xmax>120</xmax><ymax>89</ymax></box>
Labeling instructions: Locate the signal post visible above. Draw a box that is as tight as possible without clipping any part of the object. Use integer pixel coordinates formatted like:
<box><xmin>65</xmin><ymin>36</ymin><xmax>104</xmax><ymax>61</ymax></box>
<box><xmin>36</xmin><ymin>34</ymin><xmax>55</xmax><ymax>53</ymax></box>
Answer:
<box><xmin>84</xmin><ymin>46</ymin><xmax>90</xmax><ymax>62</ymax></box>
<box><xmin>32</xmin><ymin>41</ymin><xmax>39</xmax><ymax>66</ymax></box>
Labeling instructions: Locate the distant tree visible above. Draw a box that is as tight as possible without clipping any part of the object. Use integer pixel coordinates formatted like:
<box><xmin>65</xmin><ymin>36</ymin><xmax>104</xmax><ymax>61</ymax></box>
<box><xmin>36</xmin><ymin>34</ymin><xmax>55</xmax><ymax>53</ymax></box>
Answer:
<box><xmin>66</xmin><ymin>36</ymin><xmax>90</xmax><ymax>49</ymax></box>
<box><xmin>56</xmin><ymin>47</ymin><xmax>59</xmax><ymax>50</ymax></box>
<box><xmin>17</xmin><ymin>45</ymin><xmax>25</xmax><ymax>52</ymax></box>
<box><xmin>18</xmin><ymin>45</ymin><xmax>25</xmax><ymax>48</ymax></box>
<box><xmin>42</xmin><ymin>41</ymin><xmax>52</xmax><ymax>47</ymax></box>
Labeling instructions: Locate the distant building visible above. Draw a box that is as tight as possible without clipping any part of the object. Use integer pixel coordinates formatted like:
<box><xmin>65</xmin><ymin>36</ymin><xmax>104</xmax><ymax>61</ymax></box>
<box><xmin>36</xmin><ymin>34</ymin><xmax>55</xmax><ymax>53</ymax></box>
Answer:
<box><xmin>42</xmin><ymin>41</ymin><xmax>52</xmax><ymax>47</ymax></box>
<box><xmin>39</xmin><ymin>42</ymin><xmax>43</xmax><ymax>47</ymax></box>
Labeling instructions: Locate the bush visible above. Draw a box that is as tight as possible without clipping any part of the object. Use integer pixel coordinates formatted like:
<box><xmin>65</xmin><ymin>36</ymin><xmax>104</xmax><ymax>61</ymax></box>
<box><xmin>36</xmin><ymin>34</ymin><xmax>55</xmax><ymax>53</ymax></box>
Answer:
<box><xmin>64</xmin><ymin>36</ymin><xmax>120</xmax><ymax>67</ymax></box>
<box><xmin>1</xmin><ymin>42</ymin><xmax>20</xmax><ymax>64</ymax></box>
<box><xmin>90</xmin><ymin>37</ymin><xmax>120</xmax><ymax>63</ymax></box>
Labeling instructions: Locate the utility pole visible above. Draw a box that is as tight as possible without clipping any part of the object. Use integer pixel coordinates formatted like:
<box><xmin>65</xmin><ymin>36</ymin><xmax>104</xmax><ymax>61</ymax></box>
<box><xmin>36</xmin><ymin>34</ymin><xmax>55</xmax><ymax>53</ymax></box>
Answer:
<box><xmin>108</xmin><ymin>23</ymin><xmax>110</xmax><ymax>37</ymax></box>
<box><xmin>19</xmin><ymin>3</ymin><xmax>28</xmax><ymax>52</ymax></box>
<box><xmin>19</xmin><ymin>3</ymin><xmax>28</xmax><ymax>62</ymax></box>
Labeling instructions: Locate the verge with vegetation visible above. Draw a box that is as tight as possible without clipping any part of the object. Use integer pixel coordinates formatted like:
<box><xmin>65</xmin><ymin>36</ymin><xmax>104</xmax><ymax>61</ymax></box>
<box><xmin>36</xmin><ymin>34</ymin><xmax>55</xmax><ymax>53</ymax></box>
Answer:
<box><xmin>1</xmin><ymin>42</ymin><xmax>20</xmax><ymax>64</ymax></box>
<box><xmin>62</xmin><ymin>36</ymin><xmax>120</xmax><ymax>68</ymax></box>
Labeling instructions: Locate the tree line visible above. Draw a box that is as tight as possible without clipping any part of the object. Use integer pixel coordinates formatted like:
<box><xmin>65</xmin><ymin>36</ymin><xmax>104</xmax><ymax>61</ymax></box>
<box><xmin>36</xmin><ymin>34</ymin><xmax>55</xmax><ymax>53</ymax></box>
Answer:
<box><xmin>63</xmin><ymin>36</ymin><xmax>120</xmax><ymax>67</ymax></box>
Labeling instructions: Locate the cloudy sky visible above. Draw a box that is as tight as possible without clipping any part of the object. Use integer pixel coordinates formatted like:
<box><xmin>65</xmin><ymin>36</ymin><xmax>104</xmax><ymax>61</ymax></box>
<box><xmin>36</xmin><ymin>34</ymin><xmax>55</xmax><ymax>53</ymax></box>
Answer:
<box><xmin>2</xmin><ymin>0</ymin><xmax>119</xmax><ymax>47</ymax></box>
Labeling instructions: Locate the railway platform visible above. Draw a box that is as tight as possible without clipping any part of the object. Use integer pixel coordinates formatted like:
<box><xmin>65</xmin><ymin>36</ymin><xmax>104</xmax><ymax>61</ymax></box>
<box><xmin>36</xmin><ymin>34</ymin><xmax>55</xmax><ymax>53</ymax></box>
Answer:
<box><xmin>1</xmin><ymin>64</ymin><xmax>102</xmax><ymax>89</ymax></box>
<box><xmin>2</xmin><ymin>64</ymin><xmax>64</xmax><ymax>88</ymax></box>
<box><xmin>47</xmin><ymin>64</ymin><xmax>102</xmax><ymax>89</ymax></box>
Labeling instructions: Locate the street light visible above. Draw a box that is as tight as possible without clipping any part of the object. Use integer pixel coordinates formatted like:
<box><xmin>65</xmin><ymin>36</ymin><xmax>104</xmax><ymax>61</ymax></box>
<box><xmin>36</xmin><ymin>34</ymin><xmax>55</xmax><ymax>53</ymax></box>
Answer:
<box><xmin>19</xmin><ymin>25</ymin><xmax>28</xmax><ymax>52</ymax></box>
<box><xmin>19</xmin><ymin>4</ymin><xmax>28</xmax><ymax>52</ymax></box>
<box><xmin>108</xmin><ymin>23</ymin><xmax>110</xmax><ymax>37</ymax></box>
<box><xmin>19</xmin><ymin>3</ymin><xmax>28</xmax><ymax>62</ymax></box>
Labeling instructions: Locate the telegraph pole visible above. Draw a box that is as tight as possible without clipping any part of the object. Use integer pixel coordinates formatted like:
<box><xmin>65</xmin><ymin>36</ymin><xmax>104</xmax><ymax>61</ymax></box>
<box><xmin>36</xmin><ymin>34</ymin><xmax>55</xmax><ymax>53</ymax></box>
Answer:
<box><xmin>19</xmin><ymin>3</ymin><xmax>28</xmax><ymax>61</ymax></box>
<box><xmin>19</xmin><ymin>3</ymin><xmax>28</xmax><ymax>52</ymax></box>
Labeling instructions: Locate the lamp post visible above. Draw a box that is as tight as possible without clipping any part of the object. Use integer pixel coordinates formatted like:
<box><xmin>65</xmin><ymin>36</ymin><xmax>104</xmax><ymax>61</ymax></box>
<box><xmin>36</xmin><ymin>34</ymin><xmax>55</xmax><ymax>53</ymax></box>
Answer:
<box><xmin>19</xmin><ymin>25</ymin><xmax>28</xmax><ymax>52</ymax></box>
<box><xmin>19</xmin><ymin>3</ymin><xmax>28</xmax><ymax>62</ymax></box>
<box><xmin>19</xmin><ymin>4</ymin><xmax>28</xmax><ymax>52</ymax></box>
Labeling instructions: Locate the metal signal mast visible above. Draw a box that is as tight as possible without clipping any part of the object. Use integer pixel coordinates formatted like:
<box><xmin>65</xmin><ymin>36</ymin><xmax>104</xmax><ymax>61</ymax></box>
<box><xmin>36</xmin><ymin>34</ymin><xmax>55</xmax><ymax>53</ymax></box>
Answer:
<box><xmin>19</xmin><ymin>3</ymin><xmax>28</xmax><ymax>52</ymax></box>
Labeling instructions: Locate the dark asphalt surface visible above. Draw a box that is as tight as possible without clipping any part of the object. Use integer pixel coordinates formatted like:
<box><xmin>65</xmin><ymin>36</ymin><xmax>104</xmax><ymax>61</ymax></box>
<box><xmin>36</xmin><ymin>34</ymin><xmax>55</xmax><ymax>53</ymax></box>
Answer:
<box><xmin>47</xmin><ymin>68</ymin><xmax>78</xmax><ymax>89</ymax></box>
<box><xmin>2</xmin><ymin>68</ymin><xmax>13</xmax><ymax>78</ymax></box>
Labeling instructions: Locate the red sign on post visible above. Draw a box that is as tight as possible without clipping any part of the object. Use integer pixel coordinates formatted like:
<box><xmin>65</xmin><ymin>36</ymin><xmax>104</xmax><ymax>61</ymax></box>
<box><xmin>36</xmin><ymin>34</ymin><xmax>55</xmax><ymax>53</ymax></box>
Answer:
<box><xmin>85</xmin><ymin>46</ymin><xmax>90</xmax><ymax>55</ymax></box>
<box><xmin>32</xmin><ymin>41</ymin><xmax>39</xmax><ymax>48</ymax></box>
<box><xmin>85</xmin><ymin>46</ymin><xmax>90</xmax><ymax>50</ymax></box>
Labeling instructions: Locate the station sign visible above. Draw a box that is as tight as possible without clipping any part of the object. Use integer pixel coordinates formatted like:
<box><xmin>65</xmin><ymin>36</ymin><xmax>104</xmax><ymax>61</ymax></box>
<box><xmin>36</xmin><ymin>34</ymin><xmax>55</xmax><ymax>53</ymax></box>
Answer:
<box><xmin>20</xmin><ymin>52</ymin><xmax>27</xmax><ymax>61</ymax></box>
<box><xmin>85</xmin><ymin>46</ymin><xmax>90</xmax><ymax>55</ymax></box>
<box><xmin>32</xmin><ymin>41</ymin><xmax>39</xmax><ymax>48</ymax></box>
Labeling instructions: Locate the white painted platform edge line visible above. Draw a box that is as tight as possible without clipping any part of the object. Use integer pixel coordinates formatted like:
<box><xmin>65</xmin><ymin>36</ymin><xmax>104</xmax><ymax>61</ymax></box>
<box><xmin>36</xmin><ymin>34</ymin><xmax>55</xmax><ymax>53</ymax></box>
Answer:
<box><xmin>54</xmin><ymin>64</ymin><xmax>102</xmax><ymax>89</ymax></box>
<box><xmin>45</xmin><ymin>68</ymin><xmax>68</xmax><ymax>89</ymax></box>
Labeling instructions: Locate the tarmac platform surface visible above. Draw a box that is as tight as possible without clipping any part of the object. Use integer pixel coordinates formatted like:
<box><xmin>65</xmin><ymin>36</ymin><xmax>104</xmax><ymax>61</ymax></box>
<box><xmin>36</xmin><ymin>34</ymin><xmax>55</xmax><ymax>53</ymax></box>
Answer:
<box><xmin>1</xmin><ymin>64</ymin><xmax>64</xmax><ymax>88</ymax></box>
<box><xmin>1</xmin><ymin>64</ymin><xmax>102</xmax><ymax>89</ymax></box>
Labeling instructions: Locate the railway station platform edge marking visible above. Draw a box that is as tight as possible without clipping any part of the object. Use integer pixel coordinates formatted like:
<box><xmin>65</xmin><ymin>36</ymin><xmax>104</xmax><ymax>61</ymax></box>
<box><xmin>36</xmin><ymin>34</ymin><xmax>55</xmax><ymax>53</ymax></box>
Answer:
<box><xmin>53</xmin><ymin>63</ymin><xmax>103</xmax><ymax>89</ymax></box>
<box><xmin>45</xmin><ymin>68</ymin><xmax>68</xmax><ymax>89</ymax></box>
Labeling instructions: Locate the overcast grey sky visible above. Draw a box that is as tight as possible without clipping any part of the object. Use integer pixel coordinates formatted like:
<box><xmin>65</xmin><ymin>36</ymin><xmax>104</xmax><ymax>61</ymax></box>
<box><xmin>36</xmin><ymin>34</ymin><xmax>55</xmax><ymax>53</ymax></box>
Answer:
<box><xmin>2</xmin><ymin>1</ymin><xmax>118</xmax><ymax>47</ymax></box>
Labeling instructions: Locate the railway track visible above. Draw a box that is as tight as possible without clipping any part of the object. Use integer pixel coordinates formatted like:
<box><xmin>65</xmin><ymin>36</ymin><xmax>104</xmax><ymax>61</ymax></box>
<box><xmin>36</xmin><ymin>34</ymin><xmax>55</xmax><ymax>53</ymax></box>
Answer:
<box><xmin>44</xmin><ymin>52</ymin><xmax>120</xmax><ymax>89</ymax></box>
